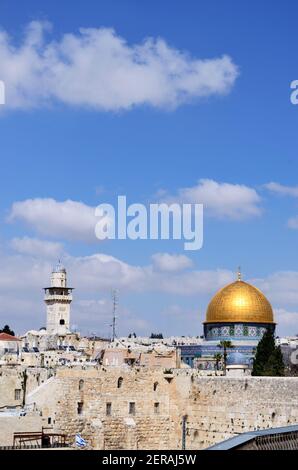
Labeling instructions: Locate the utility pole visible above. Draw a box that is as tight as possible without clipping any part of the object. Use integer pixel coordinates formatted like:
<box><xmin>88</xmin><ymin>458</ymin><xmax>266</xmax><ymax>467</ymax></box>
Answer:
<box><xmin>111</xmin><ymin>289</ymin><xmax>118</xmax><ymax>342</ymax></box>
<box><xmin>182</xmin><ymin>415</ymin><xmax>187</xmax><ymax>450</ymax></box>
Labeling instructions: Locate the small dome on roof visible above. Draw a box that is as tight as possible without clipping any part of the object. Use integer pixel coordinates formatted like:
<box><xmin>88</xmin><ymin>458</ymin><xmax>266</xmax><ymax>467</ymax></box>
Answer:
<box><xmin>53</xmin><ymin>261</ymin><xmax>66</xmax><ymax>274</ymax></box>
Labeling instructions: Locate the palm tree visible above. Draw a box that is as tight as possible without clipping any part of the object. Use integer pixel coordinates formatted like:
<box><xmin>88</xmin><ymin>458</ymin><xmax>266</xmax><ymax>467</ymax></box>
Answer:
<box><xmin>218</xmin><ymin>340</ymin><xmax>234</xmax><ymax>374</ymax></box>
<box><xmin>213</xmin><ymin>353</ymin><xmax>222</xmax><ymax>371</ymax></box>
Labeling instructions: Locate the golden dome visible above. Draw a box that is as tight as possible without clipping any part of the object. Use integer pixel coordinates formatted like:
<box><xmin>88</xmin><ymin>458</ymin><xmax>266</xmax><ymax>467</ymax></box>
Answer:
<box><xmin>205</xmin><ymin>279</ymin><xmax>275</xmax><ymax>324</ymax></box>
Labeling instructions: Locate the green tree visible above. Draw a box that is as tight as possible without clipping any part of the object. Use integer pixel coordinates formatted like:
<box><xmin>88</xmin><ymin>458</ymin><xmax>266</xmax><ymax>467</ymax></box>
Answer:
<box><xmin>213</xmin><ymin>353</ymin><xmax>222</xmax><ymax>371</ymax></box>
<box><xmin>264</xmin><ymin>345</ymin><xmax>285</xmax><ymax>376</ymax></box>
<box><xmin>0</xmin><ymin>324</ymin><xmax>15</xmax><ymax>336</ymax></box>
<box><xmin>218</xmin><ymin>340</ymin><xmax>234</xmax><ymax>373</ymax></box>
<box><xmin>252</xmin><ymin>329</ymin><xmax>275</xmax><ymax>376</ymax></box>
<box><xmin>252</xmin><ymin>330</ymin><xmax>285</xmax><ymax>376</ymax></box>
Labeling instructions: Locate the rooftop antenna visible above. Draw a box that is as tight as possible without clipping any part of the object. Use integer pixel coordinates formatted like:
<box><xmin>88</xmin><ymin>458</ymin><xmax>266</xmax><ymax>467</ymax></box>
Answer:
<box><xmin>237</xmin><ymin>266</ymin><xmax>242</xmax><ymax>281</ymax></box>
<box><xmin>111</xmin><ymin>289</ymin><xmax>119</xmax><ymax>342</ymax></box>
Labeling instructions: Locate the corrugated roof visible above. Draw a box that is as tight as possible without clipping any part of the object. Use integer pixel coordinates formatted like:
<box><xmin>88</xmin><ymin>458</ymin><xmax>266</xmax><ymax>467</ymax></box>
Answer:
<box><xmin>207</xmin><ymin>424</ymin><xmax>298</xmax><ymax>450</ymax></box>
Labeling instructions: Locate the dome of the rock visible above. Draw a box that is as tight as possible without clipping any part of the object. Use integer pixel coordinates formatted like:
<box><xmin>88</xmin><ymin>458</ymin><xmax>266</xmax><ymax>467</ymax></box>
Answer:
<box><xmin>203</xmin><ymin>272</ymin><xmax>275</xmax><ymax>343</ymax></box>
<box><xmin>205</xmin><ymin>280</ymin><xmax>274</xmax><ymax>325</ymax></box>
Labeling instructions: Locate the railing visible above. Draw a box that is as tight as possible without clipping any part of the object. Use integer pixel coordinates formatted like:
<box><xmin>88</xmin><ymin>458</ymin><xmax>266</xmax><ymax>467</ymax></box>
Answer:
<box><xmin>44</xmin><ymin>294</ymin><xmax>72</xmax><ymax>301</ymax></box>
<box><xmin>0</xmin><ymin>443</ymin><xmax>69</xmax><ymax>450</ymax></box>
<box><xmin>12</xmin><ymin>431</ymin><xmax>68</xmax><ymax>449</ymax></box>
<box><xmin>254</xmin><ymin>431</ymin><xmax>298</xmax><ymax>450</ymax></box>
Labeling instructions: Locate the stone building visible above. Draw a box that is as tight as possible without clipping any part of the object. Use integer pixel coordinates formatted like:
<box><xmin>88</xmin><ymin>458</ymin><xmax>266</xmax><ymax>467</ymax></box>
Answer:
<box><xmin>22</xmin><ymin>367</ymin><xmax>298</xmax><ymax>450</ymax></box>
<box><xmin>101</xmin><ymin>348</ymin><xmax>179</xmax><ymax>369</ymax></box>
<box><xmin>0</xmin><ymin>333</ymin><xmax>21</xmax><ymax>360</ymax></box>
<box><xmin>0</xmin><ymin>364</ymin><xmax>50</xmax><ymax>408</ymax></box>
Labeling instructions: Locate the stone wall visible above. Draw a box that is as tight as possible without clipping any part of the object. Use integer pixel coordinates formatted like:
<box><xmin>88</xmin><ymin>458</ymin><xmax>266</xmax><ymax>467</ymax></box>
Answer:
<box><xmin>183</xmin><ymin>374</ymin><xmax>298</xmax><ymax>449</ymax></box>
<box><xmin>2</xmin><ymin>366</ymin><xmax>298</xmax><ymax>450</ymax></box>
<box><xmin>0</xmin><ymin>365</ymin><xmax>49</xmax><ymax>408</ymax></box>
<box><xmin>52</xmin><ymin>368</ymin><xmax>176</xmax><ymax>450</ymax></box>
<box><xmin>0</xmin><ymin>413</ymin><xmax>43</xmax><ymax>447</ymax></box>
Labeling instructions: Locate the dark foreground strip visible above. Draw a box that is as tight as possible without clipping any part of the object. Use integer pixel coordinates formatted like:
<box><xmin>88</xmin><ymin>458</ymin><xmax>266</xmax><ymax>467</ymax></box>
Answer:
<box><xmin>0</xmin><ymin>450</ymin><xmax>294</xmax><ymax>465</ymax></box>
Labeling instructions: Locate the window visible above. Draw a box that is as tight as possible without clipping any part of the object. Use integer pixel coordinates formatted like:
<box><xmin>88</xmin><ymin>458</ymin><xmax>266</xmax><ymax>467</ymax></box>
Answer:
<box><xmin>129</xmin><ymin>402</ymin><xmax>135</xmax><ymax>415</ymax></box>
<box><xmin>153</xmin><ymin>382</ymin><xmax>158</xmax><ymax>392</ymax></box>
<box><xmin>48</xmin><ymin>417</ymin><xmax>52</xmax><ymax>425</ymax></box>
<box><xmin>59</xmin><ymin>319</ymin><xmax>65</xmax><ymax>325</ymax></box>
<box><xmin>77</xmin><ymin>402</ymin><xmax>83</xmax><ymax>415</ymax></box>
<box><xmin>14</xmin><ymin>389</ymin><xmax>21</xmax><ymax>400</ymax></box>
<box><xmin>106</xmin><ymin>403</ymin><xmax>112</xmax><ymax>416</ymax></box>
<box><xmin>117</xmin><ymin>377</ymin><xmax>123</xmax><ymax>389</ymax></box>
<box><xmin>79</xmin><ymin>379</ymin><xmax>84</xmax><ymax>391</ymax></box>
<box><xmin>154</xmin><ymin>402</ymin><xmax>160</xmax><ymax>414</ymax></box>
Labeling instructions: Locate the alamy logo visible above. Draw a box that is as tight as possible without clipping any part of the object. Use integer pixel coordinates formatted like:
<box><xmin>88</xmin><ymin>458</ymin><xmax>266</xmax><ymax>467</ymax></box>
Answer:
<box><xmin>94</xmin><ymin>196</ymin><xmax>204</xmax><ymax>251</ymax></box>
<box><xmin>0</xmin><ymin>81</ymin><xmax>5</xmax><ymax>105</ymax></box>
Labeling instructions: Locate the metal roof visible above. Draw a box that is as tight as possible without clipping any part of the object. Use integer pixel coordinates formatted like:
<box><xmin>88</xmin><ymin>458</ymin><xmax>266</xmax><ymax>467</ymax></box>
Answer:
<box><xmin>207</xmin><ymin>424</ymin><xmax>298</xmax><ymax>450</ymax></box>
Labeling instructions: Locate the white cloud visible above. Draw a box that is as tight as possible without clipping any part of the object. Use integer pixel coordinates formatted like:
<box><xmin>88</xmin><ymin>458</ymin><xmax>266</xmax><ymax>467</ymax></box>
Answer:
<box><xmin>11</xmin><ymin>237</ymin><xmax>63</xmax><ymax>259</ymax></box>
<box><xmin>8</xmin><ymin>198</ymin><xmax>98</xmax><ymax>242</ymax></box>
<box><xmin>0</xmin><ymin>252</ymin><xmax>51</xmax><ymax>292</ymax></box>
<box><xmin>69</xmin><ymin>253</ymin><xmax>149</xmax><ymax>291</ymax></box>
<box><xmin>8</xmin><ymin>183</ymin><xmax>261</xmax><ymax>245</ymax></box>
<box><xmin>0</xmin><ymin>21</ymin><xmax>239</xmax><ymax>111</ymax></box>
<box><xmin>252</xmin><ymin>271</ymin><xmax>298</xmax><ymax>306</ymax></box>
<box><xmin>0</xmin><ymin>240</ymin><xmax>235</xmax><ymax>304</ymax></box>
<box><xmin>264</xmin><ymin>182</ymin><xmax>298</xmax><ymax>230</ymax></box>
<box><xmin>274</xmin><ymin>308</ymin><xmax>298</xmax><ymax>328</ymax></box>
<box><xmin>0</xmin><ymin>294</ymin><xmax>41</xmax><ymax>334</ymax></box>
<box><xmin>152</xmin><ymin>252</ymin><xmax>193</xmax><ymax>272</ymax></box>
<box><xmin>155</xmin><ymin>269</ymin><xmax>233</xmax><ymax>295</ymax></box>
<box><xmin>264</xmin><ymin>182</ymin><xmax>298</xmax><ymax>198</ymax></box>
<box><xmin>1</xmin><ymin>239</ymin><xmax>298</xmax><ymax>336</ymax></box>
<box><xmin>0</xmin><ymin>243</ymin><xmax>236</xmax><ymax>335</ymax></box>
<box><xmin>162</xmin><ymin>179</ymin><xmax>262</xmax><ymax>220</ymax></box>
<box><xmin>67</xmin><ymin>252</ymin><xmax>234</xmax><ymax>296</ymax></box>
<box><xmin>73</xmin><ymin>298</ymin><xmax>150</xmax><ymax>337</ymax></box>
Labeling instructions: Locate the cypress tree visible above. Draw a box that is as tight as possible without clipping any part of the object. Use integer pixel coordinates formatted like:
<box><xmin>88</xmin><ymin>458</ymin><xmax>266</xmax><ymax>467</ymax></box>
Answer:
<box><xmin>252</xmin><ymin>330</ymin><xmax>285</xmax><ymax>376</ymax></box>
<box><xmin>263</xmin><ymin>345</ymin><xmax>285</xmax><ymax>377</ymax></box>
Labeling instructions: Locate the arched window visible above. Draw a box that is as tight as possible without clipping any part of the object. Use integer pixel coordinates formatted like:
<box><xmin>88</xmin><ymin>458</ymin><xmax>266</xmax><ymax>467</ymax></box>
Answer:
<box><xmin>117</xmin><ymin>377</ymin><xmax>123</xmax><ymax>389</ymax></box>
<box><xmin>79</xmin><ymin>379</ymin><xmax>84</xmax><ymax>391</ymax></box>
<box><xmin>77</xmin><ymin>402</ymin><xmax>83</xmax><ymax>415</ymax></box>
<box><xmin>153</xmin><ymin>381</ymin><xmax>158</xmax><ymax>392</ymax></box>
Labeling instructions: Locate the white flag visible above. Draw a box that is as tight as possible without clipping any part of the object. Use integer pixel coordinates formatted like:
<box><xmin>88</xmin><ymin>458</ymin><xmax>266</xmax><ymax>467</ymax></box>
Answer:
<box><xmin>75</xmin><ymin>433</ymin><xmax>87</xmax><ymax>448</ymax></box>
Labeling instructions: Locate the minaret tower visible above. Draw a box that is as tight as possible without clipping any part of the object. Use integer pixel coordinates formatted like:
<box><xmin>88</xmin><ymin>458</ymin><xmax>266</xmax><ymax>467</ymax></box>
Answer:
<box><xmin>44</xmin><ymin>262</ymin><xmax>73</xmax><ymax>335</ymax></box>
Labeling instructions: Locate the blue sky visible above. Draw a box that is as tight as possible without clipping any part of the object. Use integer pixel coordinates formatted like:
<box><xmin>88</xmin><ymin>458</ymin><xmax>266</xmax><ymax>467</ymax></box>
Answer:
<box><xmin>0</xmin><ymin>1</ymin><xmax>298</xmax><ymax>337</ymax></box>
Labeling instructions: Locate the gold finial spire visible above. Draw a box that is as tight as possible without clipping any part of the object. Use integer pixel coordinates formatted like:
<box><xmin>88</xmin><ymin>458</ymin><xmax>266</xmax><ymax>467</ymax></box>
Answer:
<box><xmin>237</xmin><ymin>266</ymin><xmax>242</xmax><ymax>281</ymax></box>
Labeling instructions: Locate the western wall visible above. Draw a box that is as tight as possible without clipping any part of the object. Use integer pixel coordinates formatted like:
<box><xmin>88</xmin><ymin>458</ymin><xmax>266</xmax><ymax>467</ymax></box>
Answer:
<box><xmin>24</xmin><ymin>367</ymin><xmax>298</xmax><ymax>450</ymax></box>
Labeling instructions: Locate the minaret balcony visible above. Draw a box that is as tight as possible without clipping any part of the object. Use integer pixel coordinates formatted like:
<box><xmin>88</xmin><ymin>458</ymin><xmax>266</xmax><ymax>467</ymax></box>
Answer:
<box><xmin>44</xmin><ymin>294</ymin><xmax>73</xmax><ymax>302</ymax></box>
